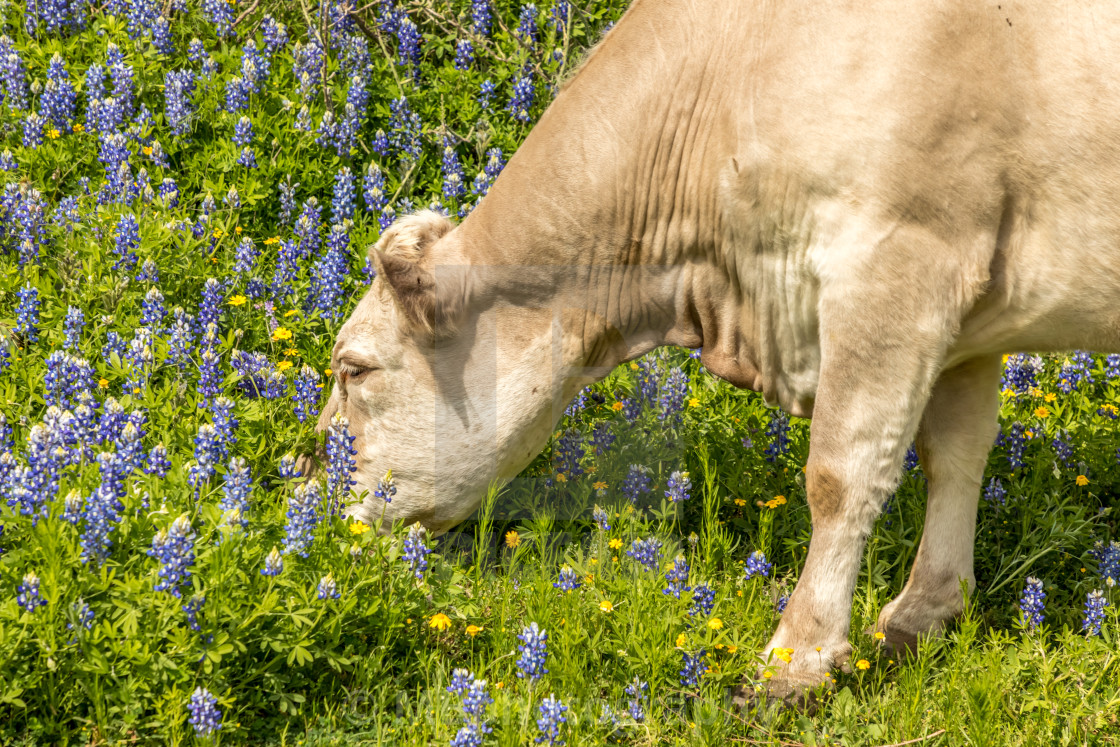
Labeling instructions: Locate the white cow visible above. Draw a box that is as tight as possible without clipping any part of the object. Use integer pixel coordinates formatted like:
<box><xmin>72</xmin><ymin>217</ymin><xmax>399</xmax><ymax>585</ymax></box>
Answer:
<box><xmin>318</xmin><ymin>0</ymin><xmax>1120</xmax><ymax>698</ymax></box>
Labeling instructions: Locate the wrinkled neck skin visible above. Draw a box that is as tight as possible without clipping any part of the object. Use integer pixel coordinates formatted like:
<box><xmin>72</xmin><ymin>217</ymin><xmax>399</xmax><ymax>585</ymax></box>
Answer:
<box><xmin>340</xmin><ymin>0</ymin><xmax>759</xmax><ymax>532</ymax></box>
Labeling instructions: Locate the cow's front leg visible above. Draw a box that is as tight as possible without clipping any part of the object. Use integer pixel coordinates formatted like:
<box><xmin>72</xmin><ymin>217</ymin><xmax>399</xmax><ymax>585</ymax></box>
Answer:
<box><xmin>875</xmin><ymin>355</ymin><xmax>1001</xmax><ymax>652</ymax></box>
<box><xmin>740</xmin><ymin>262</ymin><xmax>963</xmax><ymax>704</ymax></box>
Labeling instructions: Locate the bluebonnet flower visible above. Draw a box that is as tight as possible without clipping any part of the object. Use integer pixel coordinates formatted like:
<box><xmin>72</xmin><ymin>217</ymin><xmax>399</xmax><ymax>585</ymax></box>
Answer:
<box><xmin>1001</xmin><ymin>353</ymin><xmax>1043</xmax><ymax>393</ymax></box>
<box><xmin>551</xmin><ymin>0</ymin><xmax>570</xmax><ymax>32</ymax></box>
<box><xmin>441</xmin><ymin>138</ymin><xmax>467</xmax><ymax>203</ymax></box>
<box><xmin>68</xmin><ymin>598</ymin><xmax>95</xmax><ymax>634</ymax></box>
<box><xmin>396</xmin><ymin>17</ymin><xmax>422</xmax><ymax>79</ymax></box>
<box><xmin>462</xmin><ymin>678</ymin><xmax>493</xmax><ymax>723</ymax></box>
<box><xmin>0</xmin><ymin>149</ymin><xmax>15</xmax><ymax>170</ymax></box>
<box><xmin>17</xmin><ymin>572</ymin><xmax>47</xmax><ymax>613</ymax></box>
<box><xmin>663</xmin><ymin>556</ymin><xmax>691</xmax><ymax>598</ymax></box>
<box><xmin>508</xmin><ymin>67</ymin><xmax>536</xmax><ymax>121</ymax></box>
<box><xmin>224</xmin><ymin>186</ymin><xmax>240</xmax><ymax>208</ymax></box>
<box><xmin>292</xmin><ymin>39</ymin><xmax>325</xmax><ymax>99</ymax></box>
<box><xmin>1089</xmin><ymin>541</ymin><xmax>1120</xmax><ymax>584</ymax></box>
<box><xmin>657</xmin><ymin>367</ymin><xmax>689</xmax><ymax>421</ymax></box>
<box><xmin>325</xmin><ymin>413</ymin><xmax>358</xmax><ymax>514</ymax></box>
<box><xmin>146</xmin><ymin>444</ymin><xmax>171</xmax><ymax>477</ymax></box>
<box><xmin>374</xmin><ymin>470</ymin><xmax>396</xmax><ymax>502</ymax></box>
<box><xmin>553</xmin><ymin>429</ymin><xmax>585</xmax><ymax>479</ymax></box>
<box><xmin>1082</xmin><ymin>589</ymin><xmax>1108</xmax><ymax>636</ymax></box>
<box><xmin>665</xmin><ymin>470</ymin><xmax>691</xmax><ymax>503</ymax></box>
<box><xmin>293</xmin><ymin>365</ymin><xmax>322</xmax><ymax>423</ymax></box>
<box><xmin>140</xmin><ymin>288</ymin><xmax>166</xmax><ymax>331</ymax></box>
<box><xmin>388</xmin><ymin>97</ymin><xmax>422</xmax><ymax>162</ymax></box>
<box><xmin>764</xmin><ymin>409</ymin><xmax>791</xmax><ymax>462</ymax></box>
<box><xmin>238</xmin><ymin>39</ymin><xmax>270</xmax><ymax>92</ymax></box>
<box><xmin>164</xmin><ymin>69</ymin><xmax>195</xmax><ymax>137</ymax></box>
<box><xmin>689</xmin><ymin>583</ymin><xmax>715</xmax><ymax>617</ymax></box>
<box><xmin>1058</xmin><ymin>351</ymin><xmax>1095</xmax><ymax>393</ymax></box>
<box><xmin>776</xmin><ymin>594</ymin><xmax>790</xmax><ymax>613</ymax></box>
<box><xmin>294</xmin><ymin>198</ymin><xmax>322</xmax><ymax>257</ymax></box>
<box><xmin>472</xmin><ymin>0</ymin><xmax>492</xmax><ymax>35</ymax></box>
<box><xmin>516</xmin><ymin>622</ymin><xmax>549</xmax><ymax>680</ymax></box>
<box><xmin>188</xmin><ymin>687</ymin><xmax>222</xmax><ymax>737</ymax></box>
<box><xmin>478</xmin><ymin>79</ymin><xmax>497</xmax><ymax>110</ymax></box>
<box><xmin>564</xmin><ymin>390</ymin><xmax>588</xmax><ymax>419</ymax></box>
<box><xmin>1</xmin><ymin>41</ymin><xmax>29</xmax><ymax>111</ymax></box>
<box><xmin>15</xmin><ymin>285</ymin><xmax>40</xmax><ymax>342</ymax></box>
<box><xmin>279</xmin><ymin>453</ymin><xmax>302</xmax><ymax>480</ymax></box>
<box><xmin>42</xmin><ymin>54</ymin><xmax>77</xmax><ymax>129</ymax></box>
<box><xmin>231</xmin><ymin>350</ymin><xmax>286</xmax><ymax>399</ymax></box>
<box><xmin>744</xmin><ymin>550</ymin><xmax>772</xmax><ymax>580</ymax></box>
<box><xmin>517</xmin><ymin>4</ymin><xmax>539</xmax><ymax>46</ymax></box>
<box><xmin>998</xmin><ymin>421</ymin><xmax>1028</xmax><ymax>470</ymax></box>
<box><xmin>535</xmin><ymin>694</ymin><xmax>567</xmax><ymax>745</ymax></box>
<box><xmin>262</xmin><ymin>15</ymin><xmax>289</xmax><ymax>53</ymax></box>
<box><xmin>1051</xmin><ymin>430</ymin><xmax>1074</xmax><ymax>469</ymax></box>
<box><xmin>902</xmin><ymin>444</ymin><xmax>920</xmax><ymax>471</ymax></box>
<box><xmin>151</xmin><ymin>15</ymin><xmax>173</xmax><ymax>54</ymax></box>
<box><xmin>44</xmin><ymin>352</ymin><xmax>94</xmax><ymax>410</ymax></box>
<box><xmin>150</xmin><ymin>514</ymin><xmax>196</xmax><ymax>597</ymax></box>
<box><xmin>230</xmin><ymin>239</ymin><xmax>257</xmax><ymax>277</ymax></box>
<box><xmin>331</xmin><ymin>167</ymin><xmax>357</xmax><ymax>224</ymax></box>
<box><xmin>317</xmin><ymin>573</ymin><xmax>340</xmax><ymax>600</ymax></box>
<box><xmin>679</xmin><ymin>650</ymin><xmax>707</xmax><ymax>687</ymax></box>
<box><xmin>471</xmin><ymin>148</ymin><xmax>505</xmax><ymax>198</ymax></box>
<box><xmin>211</xmin><ymin>396</ymin><xmax>238</xmax><ymax>459</ymax></box>
<box><xmin>1018</xmin><ymin>576</ymin><xmax>1045</xmax><ymax>630</ymax></box>
<box><xmin>197</xmin><ymin>349</ymin><xmax>222</xmax><ymax>411</ymax></box>
<box><xmin>156</xmin><ymin>179</ymin><xmax>177</xmax><ymax>207</ymax></box>
<box><xmin>165</xmin><ymin>310</ymin><xmax>194</xmax><ymax>369</ymax></box>
<box><xmin>626</xmin><ymin>537</ymin><xmax>662</xmax><ymax>572</ymax></box>
<box><xmin>624</xmin><ymin>677</ymin><xmax>647</xmax><ymax>722</ymax></box>
<box><xmin>980</xmin><ymin>476</ymin><xmax>1007</xmax><ymax>508</ymax></box>
<box><xmin>112</xmin><ymin>213</ymin><xmax>140</xmax><ymax>271</ymax></box>
<box><xmin>282</xmin><ymin>481</ymin><xmax>323</xmax><ymax>557</ymax></box>
<box><xmin>115</xmin><ymin>421</ymin><xmax>146</xmax><ymax>472</ymax></box>
<box><xmin>182</xmin><ymin>593</ymin><xmax>204</xmax><ymax>631</ymax></box>
<box><xmin>554</xmin><ymin>565</ymin><xmax>581</xmax><ymax>592</ymax></box>
<box><xmin>454</xmin><ymin>39</ymin><xmax>474</xmax><ymax>70</ymax></box>
<box><xmin>1107</xmin><ymin>354</ymin><xmax>1120</xmax><ymax>380</ymax></box>
<box><xmin>589</xmin><ymin>422</ymin><xmax>616</xmax><ymax>456</ymax></box>
<box><xmin>621</xmin><ymin>464</ymin><xmax>652</xmax><ymax>503</ymax></box>
<box><xmin>363</xmin><ymin>162</ymin><xmax>387</xmax><ymax>216</ymax></box>
<box><xmin>201</xmin><ymin>0</ymin><xmax>234</xmax><ymax>37</ymax></box>
<box><xmin>261</xmin><ymin>546</ymin><xmax>283</xmax><ymax>577</ymax></box>
<box><xmin>188</xmin><ymin>424</ymin><xmax>220</xmax><ymax>487</ymax></box>
<box><xmin>278</xmin><ymin>178</ymin><xmax>299</xmax><ymax>225</ymax></box>
<box><xmin>187</xmin><ymin>38</ymin><xmax>206</xmax><ymax>62</ymax></box>
<box><xmin>232</xmin><ymin>114</ymin><xmax>253</xmax><ymax>148</ymax></box>
<box><xmin>402</xmin><ymin>523</ymin><xmax>433</xmax><ymax>580</ymax></box>
<box><xmin>220</xmin><ymin>457</ymin><xmax>252</xmax><ymax>527</ymax></box>
<box><xmin>592</xmin><ymin>505</ymin><xmax>610</xmax><ymax>531</ymax></box>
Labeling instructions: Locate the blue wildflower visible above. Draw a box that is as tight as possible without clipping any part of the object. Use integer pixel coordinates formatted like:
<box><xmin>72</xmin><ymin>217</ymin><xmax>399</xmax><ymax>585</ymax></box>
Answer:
<box><xmin>624</xmin><ymin>676</ymin><xmax>647</xmax><ymax>723</ymax></box>
<box><xmin>260</xmin><ymin>546</ymin><xmax>283</xmax><ymax>577</ymax></box>
<box><xmin>325</xmin><ymin>413</ymin><xmax>358</xmax><ymax>514</ymax></box>
<box><xmin>188</xmin><ymin>687</ymin><xmax>222</xmax><ymax>737</ymax></box>
<box><xmin>626</xmin><ymin>537</ymin><xmax>662</xmax><ymax>572</ymax></box>
<box><xmin>678</xmin><ymin>649</ymin><xmax>707</xmax><ymax>688</ymax></box>
<box><xmin>220</xmin><ymin>457</ymin><xmax>252</xmax><ymax>527</ymax></box>
<box><xmin>663</xmin><ymin>556</ymin><xmax>691</xmax><ymax>598</ymax></box>
<box><xmin>282</xmin><ymin>481</ymin><xmax>323</xmax><ymax>557</ymax></box>
<box><xmin>764</xmin><ymin>409</ymin><xmax>791</xmax><ymax>462</ymax></box>
<box><xmin>665</xmin><ymin>470</ymin><xmax>691</xmax><ymax>503</ymax></box>
<box><xmin>15</xmin><ymin>285</ymin><xmax>40</xmax><ymax>342</ymax></box>
<box><xmin>535</xmin><ymin>693</ymin><xmax>567</xmax><ymax>745</ymax></box>
<box><xmin>688</xmin><ymin>583</ymin><xmax>715</xmax><ymax>617</ymax></box>
<box><xmin>516</xmin><ymin>622</ymin><xmax>549</xmax><ymax>680</ymax></box>
<box><xmin>743</xmin><ymin>550</ymin><xmax>772</xmax><ymax>580</ymax></box>
<box><xmin>1018</xmin><ymin>576</ymin><xmax>1045</xmax><ymax>630</ymax></box>
<box><xmin>554</xmin><ymin>565</ymin><xmax>581</xmax><ymax>592</ymax></box>
<box><xmin>149</xmin><ymin>514</ymin><xmax>196</xmax><ymax>597</ymax></box>
<box><xmin>1082</xmin><ymin>589</ymin><xmax>1108</xmax><ymax>636</ymax></box>
<box><xmin>16</xmin><ymin>572</ymin><xmax>47</xmax><ymax>613</ymax></box>
<box><xmin>317</xmin><ymin>573</ymin><xmax>340</xmax><ymax>600</ymax></box>
<box><xmin>402</xmin><ymin>523</ymin><xmax>433</xmax><ymax>580</ymax></box>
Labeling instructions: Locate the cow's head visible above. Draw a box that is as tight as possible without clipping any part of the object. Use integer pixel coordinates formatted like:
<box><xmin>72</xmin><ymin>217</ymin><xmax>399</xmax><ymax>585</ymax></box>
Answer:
<box><xmin>313</xmin><ymin>211</ymin><xmax>597</xmax><ymax>533</ymax></box>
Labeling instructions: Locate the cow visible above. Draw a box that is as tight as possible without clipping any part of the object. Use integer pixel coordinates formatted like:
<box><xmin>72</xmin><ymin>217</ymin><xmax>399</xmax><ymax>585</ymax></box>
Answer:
<box><xmin>315</xmin><ymin>0</ymin><xmax>1120</xmax><ymax>700</ymax></box>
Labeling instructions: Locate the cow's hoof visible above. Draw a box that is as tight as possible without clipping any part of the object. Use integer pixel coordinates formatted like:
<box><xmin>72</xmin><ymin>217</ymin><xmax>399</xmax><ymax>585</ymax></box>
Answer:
<box><xmin>874</xmin><ymin>595</ymin><xmax>949</xmax><ymax>657</ymax></box>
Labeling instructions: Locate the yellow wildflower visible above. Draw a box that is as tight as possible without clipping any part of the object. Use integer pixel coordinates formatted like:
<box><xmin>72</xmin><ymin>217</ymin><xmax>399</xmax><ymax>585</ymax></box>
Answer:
<box><xmin>765</xmin><ymin>495</ymin><xmax>787</xmax><ymax>509</ymax></box>
<box><xmin>773</xmin><ymin>647</ymin><xmax>794</xmax><ymax>663</ymax></box>
<box><xmin>734</xmin><ymin>498</ymin><xmax>746</xmax><ymax>507</ymax></box>
<box><xmin>1044</xmin><ymin>392</ymin><xmax>1056</xmax><ymax>402</ymax></box>
<box><xmin>271</xmin><ymin>327</ymin><xmax>292</xmax><ymax>342</ymax></box>
<box><xmin>213</xmin><ymin>229</ymin><xmax>224</xmax><ymax>239</ymax></box>
<box><xmin>762</xmin><ymin>670</ymin><xmax>773</xmax><ymax>679</ymax></box>
<box><xmin>688</xmin><ymin>397</ymin><xmax>700</xmax><ymax>408</ymax></box>
<box><xmin>98</xmin><ymin>378</ymin><xmax>108</xmax><ymax>389</ymax></box>
<box><xmin>1034</xmin><ymin>406</ymin><xmax>1049</xmax><ymax>418</ymax></box>
<box><xmin>612</xmin><ymin>401</ymin><xmax>624</xmax><ymax>411</ymax></box>
<box><xmin>495</xmin><ymin>682</ymin><xmax>504</xmax><ymax>690</ymax></box>
<box><xmin>264</xmin><ymin>236</ymin><xmax>279</xmax><ymax>245</ymax></box>
<box><xmin>856</xmin><ymin>659</ymin><xmax>870</xmax><ymax>671</ymax></box>
<box><xmin>592</xmin><ymin>480</ymin><xmax>608</xmax><ymax>490</ymax></box>
<box><xmin>874</xmin><ymin>631</ymin><xmax>886</xmax><ymax>641</ymax></box>
<box><xmin>727</xmin><ymin>645</ymin><xmax>737</xmax><ymax>654</ymax></box>
<box><xmin>555</xmin><ymin>472</ymin><xmax>567</xmax><ymax>483</ymax></box>
<box><xmin>228</xmin><ymin>295</ymin><xmax>247</xmax><ymax>306</ymax></box>
<box><xmin>707</xmin><ymin>618</ymin><xmax>723</xmax><ymax>630</ymax></box>
<box><xmin>466</xmin><ymin>625</ymin><xmax>483</xmax><ymax>637</ymax></box>
<box><xmin>504</xmin><ymin>530</ymin><xmax>521</xmax><ymax>549</ymax></box>
<box><xmin>277</xmin><ymin>361</ymin><xmax>293</xmax><ymax>372</ymax></box>
<box><xmin>676</xmin><ymin>633</ymin><xmax>687</xmax><ymax>647</ymax></box>
<box><xmin>630</xmin><ymin>362</ymin><xmax>639</xmax><ymax>370</ymax></box>
<box><xmin>428</xmin><ymin>613</ymin><xmax>452</xmax><ymax>631</ymax></box>
<box><xmin>235</xmin><ymin>226</ymin><xmax>242</xmax><ymax>234</ymax></box>
<box><xmin>142</xmin><ymin>146</ymin><xmax>152</xmax><ymax>155</ymax></box>
<box><xmin>72</xmin><ymin>123</ymin><xmax>84</xmax><ymax>133</ymax></box>
<box><xmin>599</xmin><ymin>600</ymin><xmax>614</xmax><ymax>613</ymax></box>
<box><xmin>324</xmin><ymin>368</ymin><xmax>332</xmax><ymax>376</ymax></box>
<box><xmin>608</xmin><ymin>538</ymin><xmax>622</xmax><ymax>550</ymax></box>
<box><xmin>284</xmin><ymin>347</ymin><xmax>299</xmax><ymax>357</ymax></box>
<box><xmin>350</xmin><ymin>521</ymin><xmax>370</xmax><ymax>535</ymax></box>
<box><xmin>284</xmin><ymin>309</ymin><xmax>298</xmax><ymax>317</ymax></box>
<box><xmin>1076</xmin><ymin>474</ymin><xmax>1089</xmax><ymax>486</ymax></box>
<box><xmin>47</xmin><ymin>128</ymin><xmax>60</xmax><ymax>140</ymax></box>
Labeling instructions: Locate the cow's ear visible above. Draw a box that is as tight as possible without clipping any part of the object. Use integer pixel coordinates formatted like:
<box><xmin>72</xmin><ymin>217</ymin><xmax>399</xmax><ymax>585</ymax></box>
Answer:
<box><xmin>371</xmin><ymin>210</ymin><xmax>469</xmax><ymax>333</ymax></box>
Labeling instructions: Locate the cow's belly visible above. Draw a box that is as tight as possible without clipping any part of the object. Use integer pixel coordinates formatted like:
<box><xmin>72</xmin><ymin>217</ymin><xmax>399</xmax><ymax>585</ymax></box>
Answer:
<box><xmin>753</xmin><ymin>255</ymin><xmax>822</xmax><ymax>419</ymax></box>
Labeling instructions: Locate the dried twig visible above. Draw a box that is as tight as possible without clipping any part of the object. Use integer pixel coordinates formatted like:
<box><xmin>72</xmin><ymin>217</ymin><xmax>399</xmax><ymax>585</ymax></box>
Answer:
<box><xmin>231</xmin><ymin>0</ymin><xmax>260</xmax><ymax>29</ymax></box>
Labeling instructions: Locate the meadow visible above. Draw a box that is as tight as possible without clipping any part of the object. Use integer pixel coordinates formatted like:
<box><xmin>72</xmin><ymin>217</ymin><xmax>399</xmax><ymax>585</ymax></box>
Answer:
<box><xmin>0</xmin><ymin>0</ymin><xmax>1118</xmax><ymax>744</ymax></box>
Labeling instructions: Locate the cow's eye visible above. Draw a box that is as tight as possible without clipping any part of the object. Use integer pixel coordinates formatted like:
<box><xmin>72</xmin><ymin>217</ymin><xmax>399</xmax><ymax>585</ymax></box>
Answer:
<box><xmin>339</xmin><ymin>362</ymin><xmax>378</xmax><ymax>381</ymax></box>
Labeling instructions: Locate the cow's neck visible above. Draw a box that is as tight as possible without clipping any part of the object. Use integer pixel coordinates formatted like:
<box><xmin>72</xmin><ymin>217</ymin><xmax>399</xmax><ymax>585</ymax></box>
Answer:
<box><xmin>448</xmin><ymin>9</ymin><xmax>759</xmax><ymax>389</ymax></box>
